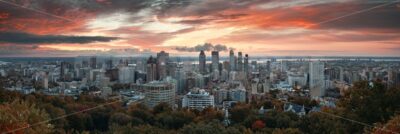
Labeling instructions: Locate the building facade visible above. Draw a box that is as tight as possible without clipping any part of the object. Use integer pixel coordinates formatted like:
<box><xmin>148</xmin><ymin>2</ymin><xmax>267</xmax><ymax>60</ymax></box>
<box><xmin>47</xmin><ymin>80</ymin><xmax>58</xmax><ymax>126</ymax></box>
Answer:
<box><xmin>182</xmin><ymin>88</ymin><xmax>215</xmax><ymax>110</ymax></box>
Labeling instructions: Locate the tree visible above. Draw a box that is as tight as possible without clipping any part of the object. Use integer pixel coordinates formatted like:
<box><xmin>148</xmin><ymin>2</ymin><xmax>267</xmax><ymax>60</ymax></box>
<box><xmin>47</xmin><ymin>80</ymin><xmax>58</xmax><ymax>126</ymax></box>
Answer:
<box><xmin>179</xmin><ymin>120</ymin><xmax>241</xmax><ymax>134</ymax></box>
<box><xmin>272</xmin><ymin>128</ymin><xmax>303</xmax><ymax>134</ymax></box>
<box><xmin>337</xmin><ymin>81</ymin><xmax>400</xmax><ymax>133</ymax></box>
<box><xmin>110</xmin><ymin>112</ymin><xmax>132</xmax><ymax>126</ymax></box>
<box><xmin>230</xmin><ymin>104</ymin><xmax>252</xmax><ymax>124</ymax></box>
<box><xmin>156</xmin><ymin>110</ymin><xmax>195</xmax><ymax>129</ymax></box>
<box><xmin>152</xmin><ymin>102</ymin><xmax>172</xmax><ymax>115</ymax></box>
<box><xmin>252</xmin><ymin>120</ymin><xmax>266</xmax><ymax>130</ymax></box>
<box><xmin>372</xmin><ymin>115</ymin><xmax>400</xmax><ymax>134</ymax></box>
<box><xmin>0</xmin><ymin>99</ymin><xmax>52</xmax><ymax>134</ymax></box>
<box><xmin>299</xmin><ymin>112</ymin><xmax>346</xmax><ymax>134</ymax></box>
<box><xmin>129</xmin><ymin>104</ymin><xmax>154</xmax><ymax>125</ymax></box>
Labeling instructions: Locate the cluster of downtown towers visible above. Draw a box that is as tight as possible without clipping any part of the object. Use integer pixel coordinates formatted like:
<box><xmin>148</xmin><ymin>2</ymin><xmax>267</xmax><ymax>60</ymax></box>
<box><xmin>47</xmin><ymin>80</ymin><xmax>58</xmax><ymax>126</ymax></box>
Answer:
<box><xmin>146</xmin><ymin>50</ymin><xmax>250</xmax><ymax>82</ymax></box>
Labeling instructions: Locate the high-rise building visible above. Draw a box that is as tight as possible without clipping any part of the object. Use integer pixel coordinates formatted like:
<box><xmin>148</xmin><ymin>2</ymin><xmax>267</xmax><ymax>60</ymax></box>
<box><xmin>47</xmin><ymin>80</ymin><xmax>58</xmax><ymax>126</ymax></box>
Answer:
<box><xmin>132</xmin><ymin>81</ymin><xmax>175</xmax><ymax>108</ymax></box>
<box><xmin>237</xmin><ymin>52</ymin><xmax>243</xmax><ymax>71</ymax></box>
<box><xmin>229</xmin><ymin>85</ymin><xmax>246</xmax><ymax>103</ymax></box>
<box><xmin>90</xmin><ymin>57</ymin><xmax>97</xmax><ymax>69</ymax></box>
<box><xmin>220</xmin><ymin>69</ymin><xmax>229</xmax><ymax>81</ymax></box>
<box><xmin>60</xmin><ymin>61</ymin><xmax>67</xmax><ymax>81</ymax></box>
<box><xmin>43</xmin><ymin>74</ymin><xmax>48</xmax><ymax>89</ymax></box>
<box><xmin>288</xmin><ymin>73</ymin><xmax>307</xmax><ymax>87</ymax></box>
<box><xmin>119</xmin><ymin>66</ymin><xmax>135</xmax><ymax>84</ymax></box>
<box><xmin>199</xmin><ymin>50</ymin><xmax>206</xmax><ymax>74</ymax></box>
<box><xmin>105</xmin><ymin>59</ymin><xmax>113</xmax><ymax>70</ymax></box>
<box><xmin>157</xmin><ymin>51</ymin><xmax>169</xmax><ymax>80</ymax></box>
<box><xmin>211</xmin><ymin>51</ymin><xmax>219</xmax><ymax>72</ymax></box>
<box><xmin>175</xmin><ymin>66</ymin><xmax>186</xmax><ymax>94</ymax></box>
<box><xmin>244</xmin><ymin>54</ymin><xmax>249</xmax><ymax>73</ymax></box>
<box><xmin>182</xmin><ymin>88</ymin><xmax>214</xmax><ymax>110</ymax></box>
<box><xmin>146</xmin><ymin>56</ymin><xmax>157</xmax><ymax>82</ymax></box>
<box><xmin>82</xmin><ymin>60</ymin><xmax>89</xmax><ymax>68</ymax></box>
<box><xmin>251</xmin><ymin>61</ymin><xmax>257</xmax><ymax>72</ymax></box>
<box><xmin>229</xmin><ymin>50</ymin><xmax>235</xmax><ymax>72</ymax></box>
<box><xmin>309</xmin><ymin>61</ymin><xmax>325</xmax><ymax>97</ymax></box>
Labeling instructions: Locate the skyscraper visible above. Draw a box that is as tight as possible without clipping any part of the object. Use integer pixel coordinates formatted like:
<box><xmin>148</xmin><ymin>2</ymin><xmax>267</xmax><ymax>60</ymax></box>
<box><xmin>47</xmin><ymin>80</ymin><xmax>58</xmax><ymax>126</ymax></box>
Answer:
<box><xmin>157</xmin><ymin>51</ymin><xmax>169</xmax><ymax>80</ymax></box>
<box><xmin>119</xmin><ymin>66</ymin><xmax>135</xmax><ymax>84</ymax></box>
<box><xmin>60</xmin><ymin>61</ymin><xmax>67</xmax><ymax>81</ymax></box>
<box><xmin>229</xmin><ymin>50</ymin><xmax>235</xmax><ymax>72</ymax></box>
<box><xmin>309</xmin><ymin>61</ymin><xmax>325</xmax><ymax>97</ymax></box>
<box><xmin>244</xmin><ymin>54</ymin><xmax>249</xmax><ymax>73</ymax></box>
<box><xmin>105</xmin><ymin>59</ymin><xmax>113</xmax><ymax>70</ymax></box>
<box><xmin>237</xmin><ymin>52</ymin><xmax>243</xmax><ymax>71</ymax></box>
<box><xmin>89</xmin><ymin>57</ymin><xmax>97</xmax><ymax>69</ymax></box>
<box><xmin>175</xmin><ymin>65</ymin><xmax>186</xmax><ymax>94</ymax></box>
<box><xmin>199</xmin><ymin>50</ymin><xmax>206</xmax><ymax>74</ymax></box>
<box><xmin>43</xmin><ymin>73</ymin><xmax>48</xmax><ymax>89</ymax></box>
<box><xmin>211</xmin><ymin>51</ymin><xmax>219</xmax><ymax>72</ymax></box>
<box><xmin>146</xmin><ymin>56</ymin><xmax>157</xmax><ymax>82</ymax></box>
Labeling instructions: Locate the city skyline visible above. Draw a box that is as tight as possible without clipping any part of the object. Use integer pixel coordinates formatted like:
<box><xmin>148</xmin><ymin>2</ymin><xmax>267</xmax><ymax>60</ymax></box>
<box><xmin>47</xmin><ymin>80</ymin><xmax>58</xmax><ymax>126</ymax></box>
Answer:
<box><xmin>1</xmin><ymin>0</ymin><xmax>400</xmax><ymax>57</ymax></box>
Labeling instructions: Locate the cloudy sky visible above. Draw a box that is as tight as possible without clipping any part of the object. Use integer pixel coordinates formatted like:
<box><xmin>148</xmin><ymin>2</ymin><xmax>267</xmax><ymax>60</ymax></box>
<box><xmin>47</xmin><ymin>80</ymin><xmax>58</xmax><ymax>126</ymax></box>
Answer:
<box><xmin>0</xmin><ymin>0</ymin><xmax>399</xmax><ymax>57</ymax></box>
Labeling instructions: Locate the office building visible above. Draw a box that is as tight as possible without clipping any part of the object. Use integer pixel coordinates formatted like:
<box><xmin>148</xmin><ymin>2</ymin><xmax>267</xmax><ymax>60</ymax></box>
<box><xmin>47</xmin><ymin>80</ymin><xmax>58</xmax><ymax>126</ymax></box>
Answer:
<box><xmin>244</xmin><ymin>54</ymin><xmax>249</xmax><ymax>73</ymax></box>
<box><xmin>309</xmin><ymin>61</ymin><xmax>325</xmax><ymax>97</ymax></box>
<box><xmin>237</xmin><ymin>52</ymin><xmax>243</xmax><ymax>71</ymax></box>
<box><xmin>182</xmin><ymin>88</ymin><xmax>214</xmax><ymax>110</ymax></box>
<box><xmin>229</xmin><ymin>50</ymin><xmax>235</xmax><ymax>72</ymax></box>
<box><xmin>157</xmin><ymin>51</ymin><xmax>169</xmax><ymax>80</ymax></box>
<box><xmin>90</xmin><ymin>57</ymin><xmax>97</xmax><ymax>69</ymax></box>
<box><xmin>211</xmin><ymin>51</ymin><xmax>219</xmax><ymax>72</ymax></box>
<box><xmin>199</xmin><ymin>50</ymin><xmax>206</xmax><ymax>74</ymax></box>
<box><xmin>119</xmin><ymin>66</ymin><xmax>135</xmax><ymax>84</ymax></box>
<box><xmin>133</xmin><ymin>81</ymin><xmax>175</xmax><ymax>108</ymax></box>
<box><xmin>146</xmin><ymin>56</ymin><xmax>157</xmax><ymax>82</ymax></box>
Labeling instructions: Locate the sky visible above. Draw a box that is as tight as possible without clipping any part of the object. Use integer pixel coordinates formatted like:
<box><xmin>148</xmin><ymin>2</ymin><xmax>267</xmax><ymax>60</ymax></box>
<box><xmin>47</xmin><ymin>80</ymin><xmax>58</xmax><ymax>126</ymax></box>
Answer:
<box><xmin>0</xmin><ymin>0</ymin><xmax>399</xmax><ymax>57</ymax></box>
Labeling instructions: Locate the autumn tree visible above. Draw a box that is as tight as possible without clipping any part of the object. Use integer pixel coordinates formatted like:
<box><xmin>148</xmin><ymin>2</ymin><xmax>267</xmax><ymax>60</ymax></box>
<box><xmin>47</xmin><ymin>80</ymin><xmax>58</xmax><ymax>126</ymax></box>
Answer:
<box><xmin>0</xmin><ymin>100</ymin><xmax>52</xmax><ymax>134</ymax></box>
<box><xmin>371</xmin><ymin>115</ymin><xmax>400</xmax><ymax>134</ymax></box>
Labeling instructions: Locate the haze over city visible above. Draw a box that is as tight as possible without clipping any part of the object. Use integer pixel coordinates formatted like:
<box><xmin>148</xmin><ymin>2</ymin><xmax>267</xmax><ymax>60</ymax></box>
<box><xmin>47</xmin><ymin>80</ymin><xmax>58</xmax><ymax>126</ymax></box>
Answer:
<box><xmin>0</xmin><ymin>0</ymin><xmax>400</xmax><ymax>57</ymax></box>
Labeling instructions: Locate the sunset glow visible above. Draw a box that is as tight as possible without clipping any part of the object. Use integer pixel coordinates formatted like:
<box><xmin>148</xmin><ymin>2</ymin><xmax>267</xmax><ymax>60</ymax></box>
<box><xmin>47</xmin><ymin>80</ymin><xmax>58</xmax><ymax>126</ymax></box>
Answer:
<box><xmin>0</xmin><ymin>0</ymin><xmax>399</xmax><ymax>57</ymax></box>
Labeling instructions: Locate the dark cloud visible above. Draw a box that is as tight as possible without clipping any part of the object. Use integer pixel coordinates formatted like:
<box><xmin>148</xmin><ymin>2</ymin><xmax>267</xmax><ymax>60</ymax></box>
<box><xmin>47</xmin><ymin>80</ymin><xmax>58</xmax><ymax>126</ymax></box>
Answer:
<box><xmin>311</xmin><ymin>2</ymin><xmax>400</xmax><ymax>31</ymax></box>
<box><xmin>0</xmin><ymin>32</ymin><xmax>119</xmax><ymax>44</ymax></box>
<box><xmin>174</xmin><ymin>43</ymin><xmax>232</xmax><ymax>52</ymax></box>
